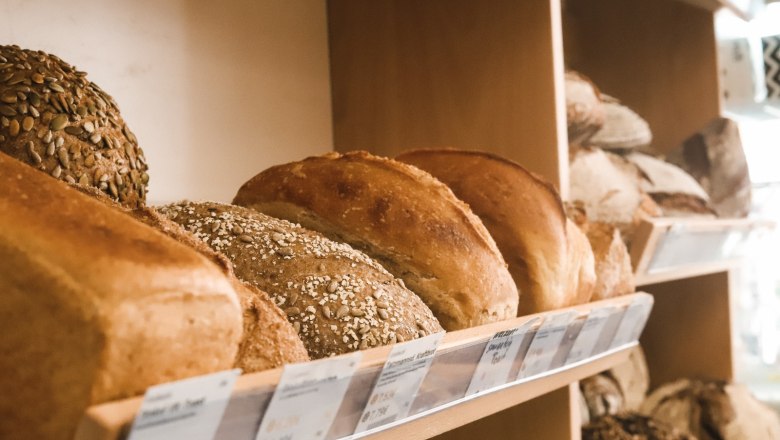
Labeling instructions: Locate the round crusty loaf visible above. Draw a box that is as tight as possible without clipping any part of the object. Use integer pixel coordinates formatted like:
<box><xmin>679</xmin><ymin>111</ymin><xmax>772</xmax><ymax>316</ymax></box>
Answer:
<box><xmin>584</xmin><ymin>223</ymin><xmax>635</xmax><ymax>301</ymax></box>
<box><xmin>232</xmin><ymin>151</ymin><xmax>519</xmax><ymax>330</ymax></box>
<box><xmin>587</xmin><ymin>97</ymin><xmax>652</xmax><ymax>150</ymax></box>
<box><xmin>159</xmin><ymin>201</ymin><xmax>443</xmax><ymax>359</ymax></box>
<box><xmin>397</xmin><ymin>148</ymin><xmax>595</xmax><ymax>315</ymax></box>
<box><xmin>565</xmin><ymin>71</ymin><xmax>605</xmax><ymax>144</ymax></box>
<box><xmin>625</xmin><ymin>152</ymin><xmax>715</xmax><ymax>218</ymax></box>
<box><xmin>0</xmin><ymin>154</ymin><xmax>240</xmax><ymax>440</ymax></box>
<box><xmin>0</xmin><ymin>45</ymin><xmax>148</xmax><ymax>207</ymax></box>
<box><xmin>569</xmin><ymin>147</ymin><xmax>662</xmax><ymax>244</ymax></box>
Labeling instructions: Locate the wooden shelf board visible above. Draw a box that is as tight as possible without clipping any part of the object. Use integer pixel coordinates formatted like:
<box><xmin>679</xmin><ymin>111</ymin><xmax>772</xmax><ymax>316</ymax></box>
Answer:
<box><xmin>630</xmin><ymin>217</ymin><xmax>772</xmax><ymax>286</ymax></box>
<box><xmin>363</xmin><ymin>346</ymin><xmax>634</xmax><ymax>440</ymax></box>
<box><xmin>675</xmin><ymin>0</ymin><xmax>752</xmax><ymax>20</ymax></box>
<box><xmin>77</xmin><ymin>294</ymin><xmax>647</xmax><ymax>440</ymax></box>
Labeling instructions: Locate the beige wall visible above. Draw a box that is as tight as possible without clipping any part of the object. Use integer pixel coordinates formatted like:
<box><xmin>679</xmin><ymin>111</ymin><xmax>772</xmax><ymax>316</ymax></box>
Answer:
<box><xmin>0</xmin><ymin>0</ymin><xmax>333</xmax><ymax>203</ymax></box>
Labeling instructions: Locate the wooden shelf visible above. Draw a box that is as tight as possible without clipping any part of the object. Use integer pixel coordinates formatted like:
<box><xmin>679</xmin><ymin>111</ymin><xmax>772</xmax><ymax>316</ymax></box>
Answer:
<box><xmin>676</xmin><ymin>0</ymin><xmax>753</xmax><ymax>20</ymax></box>
<box><xmin>630</xmin><ymin>217</ymin><xmax>773</xmax><ymax>286</ymax></box>
<box><xmin>76</xmin><ymin>294</ymin><xmax>650</xmax><ymax>440</ymax></box>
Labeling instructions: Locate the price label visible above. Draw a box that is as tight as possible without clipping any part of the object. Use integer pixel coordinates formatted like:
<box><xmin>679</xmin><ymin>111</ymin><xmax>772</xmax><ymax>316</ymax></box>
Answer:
<box><xmin>127</xmin><ymin>369</ymin><xmax>240</xmax><ymax>440</ymax></box>
<box><xmin>565</xmin><ymin>307</ymin><xmax>616</xmax><ymax>365</ymax></box>
<box><xmin>255</xmin><ymin>352</ymin><xmax>361</xmax><ymax>440</ymax></box>
<box><xmin>466</xmin><ymin>318</ymin><xmax>538</xmax><ymax>395</ymax></box>
<box><xmin>354</xmin><ymin>332</ymin><xmax>444</xmax><ymax>433</ymax></box>
<box><xmin>518</xmin><ymin>311</ymin><xmax>576</xmax><ymax>379</ymax></box>
<box><xmin>610</xmin><ymin>296</ymin><xmax>654</xmax><ymax>349</ymax></box>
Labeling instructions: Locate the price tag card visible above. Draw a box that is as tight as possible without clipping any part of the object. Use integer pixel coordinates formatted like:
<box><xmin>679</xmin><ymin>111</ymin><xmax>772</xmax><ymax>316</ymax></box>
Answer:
<box><xmin>466</xmin><ymin>318</ymin><xmax>538</xmax><ymax>395</ymax></box>
<box><xmin>565</xmin><ymin>307</ymin><xmax>616</xmax><ymax>365</ymax></box>
<box><xmin>354</xmin><ymin>332</ymin><xmax>444</xmax><ymax>434</ymax></box>
<box><xmin>610</xmin><ymin>296</ymin><xmax>654</xmax><ymax>350</ymax></box>
<box><xmin>255</xmin><ymin>352</ymin><xmax>362</xmax><ymax>440</ymax></box>
<box><xmin>518</xmin><ymin>311</ymin><xmax>576</xmax><ymax>379</ymax></box>
<box><xmin>127</xmin><ymin>369</ymin><xmax>240</xmax><ymax>440</ymax></box>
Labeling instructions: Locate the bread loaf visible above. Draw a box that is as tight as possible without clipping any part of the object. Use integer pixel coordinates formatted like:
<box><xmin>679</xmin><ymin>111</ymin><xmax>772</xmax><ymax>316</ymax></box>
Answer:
<box><xmin>641</xmin><ymin>379</ymin><xmax>780</xmax><ymax>440</ymax></box>
<box><xmin>0</xmin><ymin>45</ymin><xmax>148</xmax><ymax>207</ymax></box>
<box><xmin>68</xmin><ymin>186</ymin><xmax>311</xmax><ymax>372</ymax></box>
<box><xmin>160</xmin><ymin>201</ymin><xmax>443</xmax><ymax>359</ymax></box>
<box><xmin>233</xmin><ymin>151</ymin><xmax>519</xmax><ymax>330</ymax></box>
<box><xmin>583</xmin><ymin>413</ymin><xmax>696</xmax><ymax>440</ymax></box>
<box><xmin>668</xmin><ymin>117</ymin><xmax>751</xmax><ymax>218</ymax></box>
<box><xmin>0</xmin><ymin>154</ymin><xmax>241</xmax><ymax>440</ymax></box>
<box><xmin>587</xmin><ymin>97</ymin><xmax>652</xmax><ymax>150</ymax></box>
<box><xmin>128</xmin><ymin>206</ymin><xmax>310</xmax><ymax>372</ymax></box>
<box><xmin>397</xmin><ymin>148</ymin><xmax>595</xmax><ymax>314</ymax></box>
<box><xmin>569</xmin><ymin>147</ymin><xmax>661</xmax><ymax>242</ymax></box>
<box><xmin>585</xmin><ymin>222</ymin><xmax>635</xmax><ymax>301</ymax></box>
<box><xmin>565</xmin><ymin>71</ymin><xmax>605</xmax><ymax>144</ymax></box>
<box><xmin>625</xmin><ymin>153</ymin><xmax>715</xmax><ymax>218</ymax></box>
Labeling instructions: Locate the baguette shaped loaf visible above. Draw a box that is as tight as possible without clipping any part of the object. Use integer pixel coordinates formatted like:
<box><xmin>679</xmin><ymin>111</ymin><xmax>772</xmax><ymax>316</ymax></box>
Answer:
<box><xmin>397</xmin><ymin>149</ymin><xmax>595</xmax><ymax>314</ymax></box>
<box><xmin>233</xmin><ymin>151</ymin><xmax>519</xmax><ymax>330</ymax></box>
<box><xmin>160</xmin><ymin>201</ymin><xmax>443</xmax><ymax>359</ymax></box>
<box><xmin>0</xmin><ymin>154</ymin><xmax>242</xmax><ymax>440</ymax></box>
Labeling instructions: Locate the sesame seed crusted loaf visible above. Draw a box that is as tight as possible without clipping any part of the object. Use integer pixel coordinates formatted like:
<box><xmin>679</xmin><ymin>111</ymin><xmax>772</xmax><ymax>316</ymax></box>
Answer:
<box><xmin>0</xmin><ymin>154</ymin><xmax>241</xmax><ymax>440</ymax></box>
<box><xmin>232</xmin><ymin>151</ymin><xmax>519</xmax><ymax>330</ymax></box>
<box><xmin>397</xmin><ymin>149</ymin><xmax>596</xmax><ymax>314</ymax></box>
<box><xmin>159</xmin><ymin>201</ymin><xmax>443</xmax><ymax>359</ymax></box>
<box><xmin>127</xmin><ymin>206</ymin><xmax>310</xmax><ymax>372</ymax></box>
<box><xmin>0</xmin><ymin>45</ymin><xmax>148</xmax><ymax>207</ymax></box>
<box><xmin>68</xmin><ymin>185</ymin><xmax>310</xmax><ymax>371</ymax></box>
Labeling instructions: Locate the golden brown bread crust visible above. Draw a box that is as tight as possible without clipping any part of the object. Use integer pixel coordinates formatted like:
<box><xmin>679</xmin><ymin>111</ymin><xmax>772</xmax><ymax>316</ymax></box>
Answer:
<box><xmin>0</xmin><ymin>45</ymin><xmax>148</xmax><ymax>207</ymax></box>
<box><xmin>0</xmin><ymin>154</ymin><xmax>241</xmax><ymax>440</ymax></box>
<box><xmin>233</xmin><ymin>151</ymin><xmax>519</xmax><ymax>330</ymax></box>
<box><xmin>397</xmin><ymin>148</ymin><xmax>595</xmax><ymax>314</ymax></box>
<box><xmin>585</xmin><ymin>222</ymin><xmax>635</xmax><ymax>301</ymax></box>
<box><xmin>160</xmin><ymin>201</ymin><xmax>443</xmax><ymax>359</ymax></box>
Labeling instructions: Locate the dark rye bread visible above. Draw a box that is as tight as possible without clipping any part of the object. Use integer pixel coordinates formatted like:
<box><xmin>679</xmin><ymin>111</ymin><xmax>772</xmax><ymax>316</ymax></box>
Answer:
<box><xmin>70</xmin><ymin>186</ymin><xmax>310</xmax><ymax>372</ymax></box>
<box><xmin>0</xmin><ymin>153</ymin><xmax>240</xmax><ymax>440</ymax></box>
<box><xmin>233</xmin><ymin>151</ymin><xmax>519</xmax><ymax>330</ymax></box>
<box><xmin>0</xmin><ymin>45</ymin><xmax>148</xmax><ymax>207</ymax></box>
<box><xmin>160</xmin><ymin>201</ymin><xmax>443</xmax><ymax>359</ymax></box>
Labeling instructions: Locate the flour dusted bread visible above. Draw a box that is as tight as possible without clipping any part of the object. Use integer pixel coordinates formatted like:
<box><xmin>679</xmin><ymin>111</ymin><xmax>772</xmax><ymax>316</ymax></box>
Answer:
<box><xmin>625</xmin><ymin>153</ymin><xmax>715</xmax><ymax>218</ymax></box>
<box><xmin>397</xmin><ymin>149</ymin><xmax>595</xmax><ymax>314</ymax></box>
<box><xmin>585</xmin><ymin>222</ymin><xmax>635</xmax><ymax>301</ymax></box>
<box><xmin>569</xmin><ymin>147</ymin><xmax>661</xmax><ymax>242</ymax></box>
<box><xmin>0</xmin><ymin>154</ymin><xmax>242</xmax><ymax>440</ymax></box>
<box><xmin>587</xmin><ymin>97</ymin><xmax>652</xmax><ymax>150</ymax></box>
<box><xmin>0</xmin><ymin>45</ymin><xmax>148</xmax><ymax>207</ymax></box>
<box><xmin>160</xmin><ymin>201</ymin><xmax>443</xmax><ymax>359</ymax></box>
<box><xmin>233</xmin><ymin>151</ymin><xmax>518</xmax><ymax>330</ymax></box>
<box><xmin>565</xmin><ymin>71</ymin><xmax>605</xmax><ymax>144</ymax></box>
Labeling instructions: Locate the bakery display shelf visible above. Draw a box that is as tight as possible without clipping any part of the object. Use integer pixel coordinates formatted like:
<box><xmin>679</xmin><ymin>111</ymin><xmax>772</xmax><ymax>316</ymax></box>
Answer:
<box><xmin>76</xmin><ymin>293</ymin><xmax>652</xmax><ymax>440</ymax></box>
<box><xmin>675</xmin><ymin>0</ymin><xmax>752</xmax><ymax>20</ymax></box>
<box><xmin>630</xmin><ymin>217</ymin><xmax>773</xmax><ymax>286</ymax></box>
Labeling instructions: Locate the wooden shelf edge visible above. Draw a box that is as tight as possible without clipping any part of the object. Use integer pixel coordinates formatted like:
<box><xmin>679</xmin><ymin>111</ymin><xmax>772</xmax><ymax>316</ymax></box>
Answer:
<box><xmin>630</xmin><ymin>217</ymin><xmax>773</xmax><ymax>286</ymax></box>
<box><xmin>77</xmin><ymin>294</ymin><xmax>648</xmax><ymax>440</ymax></box>
<box><xmin>361</xmin><ymin>345</ymin><xmax>635</xmax><ymax>440</ymax></box>
<box><xmin>675</xmin><ymin>0</ymin><xmax>752</xmax><ymax>20</ymax></box>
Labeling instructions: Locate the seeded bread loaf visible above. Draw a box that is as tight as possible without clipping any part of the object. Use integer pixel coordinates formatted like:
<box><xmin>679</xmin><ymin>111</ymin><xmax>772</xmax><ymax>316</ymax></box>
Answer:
<box><xmin>397</xmin><ymin>149</ymin><xmax>596</xmax><ymax>314</ymax></box>
<box><xmin>0</xmin><ymin>45</ymin><xmax>148</xmax><ymax>207</ymax></box>
<box><xmin>160</xmin><ymin>201</ymin><xmax>443</xmax><ymax>359</ymax></box>
<box><xmin>233</xmin><ymin>151</ymin><xmax>519</xmax><ymax>330</ymax></box>
<box><xmin>0</xmin><ymin>154</ymin><xmax>241</xmax><ymax>440</ymax></box>
<box><xmin>126</xmin><ymin>206</ymin><xmax>310</xmax><ymax>372</ymax></box>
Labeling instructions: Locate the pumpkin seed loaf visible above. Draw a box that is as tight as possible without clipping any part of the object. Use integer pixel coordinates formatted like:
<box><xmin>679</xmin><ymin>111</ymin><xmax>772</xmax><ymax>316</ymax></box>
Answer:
<box><xmin>159</xmin><ymin>201</ymin><xmax>443</xmax><ymax>359</ymax></box>
<box><xmin>0</xmin><ymin>45</ymin><xmax>148</xmax><ymax>207</ymax></box>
